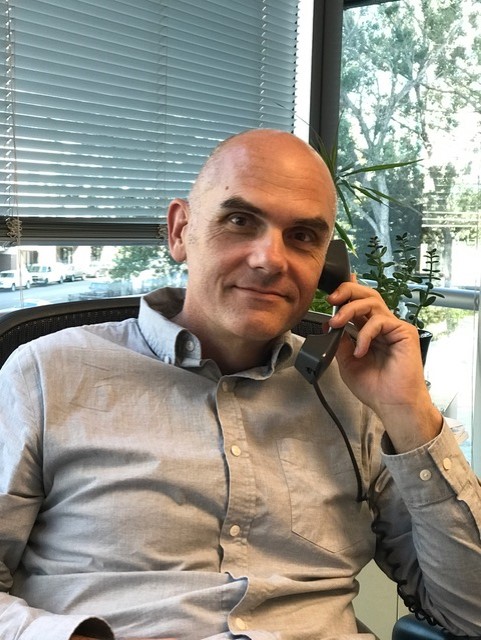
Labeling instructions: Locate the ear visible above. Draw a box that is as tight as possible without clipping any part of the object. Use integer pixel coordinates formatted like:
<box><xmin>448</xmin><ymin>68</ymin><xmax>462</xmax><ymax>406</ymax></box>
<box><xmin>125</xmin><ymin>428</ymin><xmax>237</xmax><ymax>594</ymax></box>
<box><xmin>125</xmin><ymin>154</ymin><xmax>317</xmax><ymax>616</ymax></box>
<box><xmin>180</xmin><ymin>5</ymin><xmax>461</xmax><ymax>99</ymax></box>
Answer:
<box><xmin>168</xmin><ymin>198</ymin><xmax>190</xmax><ymax>262</ymax></box>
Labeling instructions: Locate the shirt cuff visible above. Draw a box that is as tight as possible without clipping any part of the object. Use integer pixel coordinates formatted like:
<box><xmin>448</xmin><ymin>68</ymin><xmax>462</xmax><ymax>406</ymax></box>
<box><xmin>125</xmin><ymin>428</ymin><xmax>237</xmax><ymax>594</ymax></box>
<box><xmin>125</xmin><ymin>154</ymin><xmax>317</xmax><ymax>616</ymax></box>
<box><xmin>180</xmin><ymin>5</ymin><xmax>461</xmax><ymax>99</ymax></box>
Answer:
<box><xmin>381</xmin><ymin>420</ymin><xmax>475</xmax><ymax>508</ymax></box>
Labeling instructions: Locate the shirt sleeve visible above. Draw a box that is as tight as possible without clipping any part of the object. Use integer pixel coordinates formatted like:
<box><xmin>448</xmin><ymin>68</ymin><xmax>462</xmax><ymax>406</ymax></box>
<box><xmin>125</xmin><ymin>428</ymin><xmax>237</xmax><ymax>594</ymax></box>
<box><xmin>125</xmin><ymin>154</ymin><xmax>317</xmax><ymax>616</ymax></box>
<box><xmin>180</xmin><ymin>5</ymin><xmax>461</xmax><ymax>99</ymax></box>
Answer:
<box><xmin>0</xmin><ymin>595</ymin><xmax>113</xmax><ymax>640</ymax></box>
<box><xmin>373</xmin><ymin>421</ymin><xmax>481</xmax><ymax>636</ymax></box>
<box><xmin>0</xmin><ymin>351</ymin><xmax>114</xmax><ymax>640</ymax></box>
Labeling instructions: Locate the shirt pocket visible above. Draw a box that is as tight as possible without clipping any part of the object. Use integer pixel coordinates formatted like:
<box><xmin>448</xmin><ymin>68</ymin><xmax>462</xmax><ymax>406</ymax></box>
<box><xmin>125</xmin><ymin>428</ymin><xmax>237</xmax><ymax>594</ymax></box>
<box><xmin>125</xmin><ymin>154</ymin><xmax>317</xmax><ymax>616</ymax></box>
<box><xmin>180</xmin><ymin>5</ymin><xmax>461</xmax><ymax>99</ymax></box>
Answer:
<box><xmin>277</xmin><ymin>436</ymin><xmax>369</xmax><ymax>553</ymax></box>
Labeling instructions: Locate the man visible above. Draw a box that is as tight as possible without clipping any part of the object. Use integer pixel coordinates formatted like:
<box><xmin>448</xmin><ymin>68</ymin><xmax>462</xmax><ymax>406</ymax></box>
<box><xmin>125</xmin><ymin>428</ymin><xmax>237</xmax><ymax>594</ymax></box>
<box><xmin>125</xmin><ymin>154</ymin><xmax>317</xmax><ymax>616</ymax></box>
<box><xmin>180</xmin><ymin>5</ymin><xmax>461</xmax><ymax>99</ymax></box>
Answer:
<box><xmin>0</xmin><ymin>129</ymin><xmax>480</xmax><ymax>640</ymax></box>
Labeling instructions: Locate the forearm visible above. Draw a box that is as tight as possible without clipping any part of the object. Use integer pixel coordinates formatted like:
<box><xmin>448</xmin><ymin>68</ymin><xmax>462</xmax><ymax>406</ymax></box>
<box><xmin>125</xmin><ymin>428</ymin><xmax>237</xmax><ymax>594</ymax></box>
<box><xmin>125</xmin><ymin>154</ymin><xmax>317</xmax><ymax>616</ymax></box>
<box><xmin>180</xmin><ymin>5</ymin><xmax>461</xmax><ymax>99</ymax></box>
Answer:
<box><xmin>375</xmin><ymin>423</ymin><xmax>481</xmax><ymax>636</ymax></box>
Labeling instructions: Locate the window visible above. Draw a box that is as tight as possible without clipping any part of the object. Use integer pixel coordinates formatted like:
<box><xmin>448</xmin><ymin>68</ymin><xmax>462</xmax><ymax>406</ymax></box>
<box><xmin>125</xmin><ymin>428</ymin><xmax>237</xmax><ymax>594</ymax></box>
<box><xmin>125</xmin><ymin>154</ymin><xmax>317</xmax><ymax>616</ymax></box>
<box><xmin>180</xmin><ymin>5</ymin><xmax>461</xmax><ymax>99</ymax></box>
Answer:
<box><xmin>337</xmin><ymin>0</ymin><xmax>481</xmax><ymax>468</ymax></box>
<box><xmin>0</xmin><ymin>0</ymin><xmax>300</xmax><ymax>307</ymax></box>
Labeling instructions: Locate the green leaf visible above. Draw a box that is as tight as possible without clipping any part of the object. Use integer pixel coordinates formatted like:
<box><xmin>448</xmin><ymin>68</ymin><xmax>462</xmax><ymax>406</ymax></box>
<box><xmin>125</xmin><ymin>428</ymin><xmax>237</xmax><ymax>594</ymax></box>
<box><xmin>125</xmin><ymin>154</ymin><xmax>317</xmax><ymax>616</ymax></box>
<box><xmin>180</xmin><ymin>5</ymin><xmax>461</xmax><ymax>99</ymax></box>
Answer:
<box><xmin>341</xmin><ymin>158</ymin><xmax>421</xmax><ymax>178</ymax></box>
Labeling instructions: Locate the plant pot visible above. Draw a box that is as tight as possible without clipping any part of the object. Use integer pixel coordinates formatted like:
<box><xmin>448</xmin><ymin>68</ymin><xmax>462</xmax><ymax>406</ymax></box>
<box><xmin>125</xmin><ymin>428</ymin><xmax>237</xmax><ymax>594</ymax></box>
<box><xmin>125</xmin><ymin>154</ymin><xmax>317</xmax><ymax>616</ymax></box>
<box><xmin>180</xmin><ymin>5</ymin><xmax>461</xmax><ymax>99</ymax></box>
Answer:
<box><xmin>418</xmin><ymin>329</ymin><xmax>432</xmax><ymax>367</ymax></box>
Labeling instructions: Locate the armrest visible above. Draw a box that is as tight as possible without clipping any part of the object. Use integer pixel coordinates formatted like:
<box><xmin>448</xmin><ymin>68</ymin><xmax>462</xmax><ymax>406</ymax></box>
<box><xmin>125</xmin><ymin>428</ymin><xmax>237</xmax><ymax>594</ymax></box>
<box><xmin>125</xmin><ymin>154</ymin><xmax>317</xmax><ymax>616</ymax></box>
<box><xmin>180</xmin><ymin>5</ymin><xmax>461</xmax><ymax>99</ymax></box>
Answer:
<box><xmin>393</xmin><ymin>615</ymin><xmax>481</xmax><ymax>640</ymax></box>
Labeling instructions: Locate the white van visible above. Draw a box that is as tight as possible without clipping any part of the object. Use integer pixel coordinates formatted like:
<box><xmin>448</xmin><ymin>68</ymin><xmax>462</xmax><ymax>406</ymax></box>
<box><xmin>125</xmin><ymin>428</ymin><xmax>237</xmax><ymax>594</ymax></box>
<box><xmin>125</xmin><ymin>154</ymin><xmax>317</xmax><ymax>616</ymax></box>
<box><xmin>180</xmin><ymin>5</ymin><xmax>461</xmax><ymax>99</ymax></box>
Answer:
<box><xmin>0</xmin><ymin>269</ymin><xmax>32</xmax><ymax>291</ymax></box>
<box><xmin>28</xmin><ymin>263</ymin><xmax>67</xmax><ymax>285</ymax></box>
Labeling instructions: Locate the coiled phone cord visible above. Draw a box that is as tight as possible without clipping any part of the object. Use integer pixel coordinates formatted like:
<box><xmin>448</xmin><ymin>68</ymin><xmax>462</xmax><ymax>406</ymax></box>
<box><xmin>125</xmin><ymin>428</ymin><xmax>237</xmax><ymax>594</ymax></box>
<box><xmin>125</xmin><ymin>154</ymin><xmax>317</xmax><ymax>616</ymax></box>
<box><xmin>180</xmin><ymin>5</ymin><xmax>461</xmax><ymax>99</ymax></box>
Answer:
<box><xmin>370</xmin><ymin>501</ymin><xmax>440</xmax><ymax>626</ymax></box>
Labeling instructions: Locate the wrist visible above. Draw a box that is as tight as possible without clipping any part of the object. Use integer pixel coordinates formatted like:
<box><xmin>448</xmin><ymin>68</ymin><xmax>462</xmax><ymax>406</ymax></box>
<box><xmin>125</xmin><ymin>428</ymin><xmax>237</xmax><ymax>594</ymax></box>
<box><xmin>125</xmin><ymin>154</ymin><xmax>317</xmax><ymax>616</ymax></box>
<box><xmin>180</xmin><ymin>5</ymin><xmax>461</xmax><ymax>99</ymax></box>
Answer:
<box><xmin>378</xmin><ymin>399</ymin><xmax>443</xmax><ymax>453</ymax></box>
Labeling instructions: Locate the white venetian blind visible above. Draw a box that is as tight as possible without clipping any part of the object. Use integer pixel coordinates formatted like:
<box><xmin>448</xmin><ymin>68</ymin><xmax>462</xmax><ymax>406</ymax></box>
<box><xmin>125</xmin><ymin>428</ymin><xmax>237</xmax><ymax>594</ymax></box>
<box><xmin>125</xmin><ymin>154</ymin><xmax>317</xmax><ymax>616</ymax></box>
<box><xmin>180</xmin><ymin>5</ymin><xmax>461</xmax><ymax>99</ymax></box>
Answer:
<box><xmin>0</xmin><ymin>0</ymin><xmax>299</xmax><ymax>229</ymax></box>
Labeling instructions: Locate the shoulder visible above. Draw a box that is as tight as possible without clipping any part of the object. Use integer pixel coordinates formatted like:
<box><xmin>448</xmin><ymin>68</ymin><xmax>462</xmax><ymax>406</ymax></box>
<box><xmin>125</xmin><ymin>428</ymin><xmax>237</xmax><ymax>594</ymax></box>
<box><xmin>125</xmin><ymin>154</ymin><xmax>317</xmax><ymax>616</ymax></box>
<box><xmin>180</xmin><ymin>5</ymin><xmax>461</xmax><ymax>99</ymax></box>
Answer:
<box><xmin>11</xmin><ymin>317</ymin><xmax>144</xmax><ymax>365</ymax></box>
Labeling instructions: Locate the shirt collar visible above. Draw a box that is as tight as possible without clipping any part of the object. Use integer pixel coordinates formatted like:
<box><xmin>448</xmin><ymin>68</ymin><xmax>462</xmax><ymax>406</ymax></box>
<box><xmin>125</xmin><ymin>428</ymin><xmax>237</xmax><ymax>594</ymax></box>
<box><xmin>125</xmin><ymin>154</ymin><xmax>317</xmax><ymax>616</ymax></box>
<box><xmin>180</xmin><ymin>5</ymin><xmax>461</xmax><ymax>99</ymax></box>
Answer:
<box><xmin>138</xmin><ymin>287</ymin><xmax>296</xmax><ymax>376</ymax></box>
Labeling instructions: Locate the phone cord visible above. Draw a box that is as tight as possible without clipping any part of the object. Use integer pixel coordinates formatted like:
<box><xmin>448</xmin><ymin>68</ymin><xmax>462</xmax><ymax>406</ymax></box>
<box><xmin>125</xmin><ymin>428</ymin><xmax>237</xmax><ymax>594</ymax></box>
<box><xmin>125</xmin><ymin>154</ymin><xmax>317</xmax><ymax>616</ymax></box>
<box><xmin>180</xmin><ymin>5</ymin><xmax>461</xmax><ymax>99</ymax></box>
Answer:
<box><xmin>370</xmin><ymin>502</ymin><xmax>440</xmax><ymax>627</ymax></box>
<box><xmin>313</xmin><ymin>379</ymin><xmax>367</xmax><ymax>503</ymax></box>
<box><xmin>314</xmin><ymin>378</ymin><xmax>442</xmax><ymax>628</ymax></box>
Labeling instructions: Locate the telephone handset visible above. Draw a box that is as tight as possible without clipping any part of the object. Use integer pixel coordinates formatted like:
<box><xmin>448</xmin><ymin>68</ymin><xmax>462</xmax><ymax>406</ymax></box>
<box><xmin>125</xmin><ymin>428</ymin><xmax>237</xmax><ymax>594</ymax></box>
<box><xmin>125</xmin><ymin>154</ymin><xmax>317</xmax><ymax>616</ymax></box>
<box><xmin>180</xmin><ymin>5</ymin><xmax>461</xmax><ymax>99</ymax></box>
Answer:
<box><xmin>295</xmin><ymin>239</ymin><xmax>351</xmax><ymax>384</ymax></box>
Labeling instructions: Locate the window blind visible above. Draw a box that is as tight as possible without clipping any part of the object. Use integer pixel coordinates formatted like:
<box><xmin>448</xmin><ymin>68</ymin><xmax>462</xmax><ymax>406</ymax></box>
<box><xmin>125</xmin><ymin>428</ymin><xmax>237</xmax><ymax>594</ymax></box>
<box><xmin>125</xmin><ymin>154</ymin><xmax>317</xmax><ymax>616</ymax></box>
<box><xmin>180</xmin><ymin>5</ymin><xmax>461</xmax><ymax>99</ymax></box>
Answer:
<box><xmin>0</xmin><ymin>0</ymin><xmax>299</xmax><ymax>240</ymax></box>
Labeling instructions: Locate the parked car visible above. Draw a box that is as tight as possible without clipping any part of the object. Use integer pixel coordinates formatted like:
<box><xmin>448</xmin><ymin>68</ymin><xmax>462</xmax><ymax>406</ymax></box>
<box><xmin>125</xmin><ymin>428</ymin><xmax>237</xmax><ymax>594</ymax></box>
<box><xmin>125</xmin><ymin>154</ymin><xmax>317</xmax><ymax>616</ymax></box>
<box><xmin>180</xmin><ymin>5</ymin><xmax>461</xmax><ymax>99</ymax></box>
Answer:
<box><xmin>64</xmin><ymin>264</ymin><xmax>86</xmax><ymax>282</ymax></box>
<box><xmin>28</xmin><ymin>263</ymin><xmax>67</xmax><ymax>285</ymax></box>
<box><xmin>77</xmin><ymin>279</ymin><xmax>132</xmax><ymax>300</ymax></box>
<box><xmin>0</xmin><ymin>269</ymin><xmax>32</xmax><ymax>291</ymax></box>
<box><xmin>130</xmin><ymin>269</ymin><xmax>166</xmax><ymax>293</ymax></box>
<box><xmin>84</xmin><ymin>262</ymin><xmax>110</xmax><ymax>278</ymax></box>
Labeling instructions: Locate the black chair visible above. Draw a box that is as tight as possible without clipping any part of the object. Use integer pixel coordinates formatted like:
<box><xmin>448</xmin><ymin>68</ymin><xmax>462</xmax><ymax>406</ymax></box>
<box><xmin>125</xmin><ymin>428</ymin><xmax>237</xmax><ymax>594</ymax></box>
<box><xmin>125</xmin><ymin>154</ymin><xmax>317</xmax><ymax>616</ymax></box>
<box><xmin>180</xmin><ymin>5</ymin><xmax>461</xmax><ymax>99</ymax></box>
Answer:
<box><xmin>0</xmin><ymin>299</ymin><xmax>326</xmax><ymax>368</ymax></box>
<box><xmin>393</xmin><ymin>615</ymin><xmax>480</xmax><ymax>640</ymax></box>
<box><xmin>0</xmin><ymin>296</ymin><xmax>142</xmax><ymax>368</ymax></box>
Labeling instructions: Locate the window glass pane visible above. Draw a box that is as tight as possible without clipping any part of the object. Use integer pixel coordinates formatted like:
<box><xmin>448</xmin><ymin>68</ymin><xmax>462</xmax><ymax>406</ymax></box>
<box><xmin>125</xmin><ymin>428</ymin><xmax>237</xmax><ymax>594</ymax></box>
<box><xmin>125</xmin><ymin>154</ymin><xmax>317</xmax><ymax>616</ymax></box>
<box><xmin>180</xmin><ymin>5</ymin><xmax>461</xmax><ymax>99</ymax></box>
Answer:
<box><xmin>0</xmin><ymin>243</ymin><xmax>187</xmax><ymax>316</ymax></box>
<box><xmin>339</xmin><ymin>0</ymin><xmax>481</xmax><ymax>464</ymax></box>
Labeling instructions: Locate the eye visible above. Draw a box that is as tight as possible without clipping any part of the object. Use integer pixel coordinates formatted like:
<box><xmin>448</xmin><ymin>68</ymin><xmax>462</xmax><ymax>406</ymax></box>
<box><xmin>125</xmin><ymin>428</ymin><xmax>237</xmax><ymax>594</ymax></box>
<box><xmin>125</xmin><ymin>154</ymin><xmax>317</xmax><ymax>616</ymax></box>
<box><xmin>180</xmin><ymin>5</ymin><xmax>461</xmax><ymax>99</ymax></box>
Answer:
<box><xmin>229</xmin><ymin>213</ymin><xmax>250</xmax><ymax>227</ymax></box>
<box><xmin>226</xmin><ymin>212</ymin><xmax>259</xmax><ymax>233</ymax></box>
<box><xmin>288</xmin><ymin>227</ymin><xmax>319</xmax><ymax>245</ymax></box>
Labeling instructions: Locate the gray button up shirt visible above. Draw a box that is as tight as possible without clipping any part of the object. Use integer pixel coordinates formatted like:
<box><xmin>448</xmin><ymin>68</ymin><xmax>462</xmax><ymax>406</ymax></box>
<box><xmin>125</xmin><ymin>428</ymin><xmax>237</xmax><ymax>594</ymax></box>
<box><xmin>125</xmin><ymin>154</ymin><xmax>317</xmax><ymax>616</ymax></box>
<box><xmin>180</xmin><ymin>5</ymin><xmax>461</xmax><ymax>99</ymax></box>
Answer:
<box><xmin>1</xmin><ymin>288</ymin><xmax>480</xmax><ymax>640</ymax></box>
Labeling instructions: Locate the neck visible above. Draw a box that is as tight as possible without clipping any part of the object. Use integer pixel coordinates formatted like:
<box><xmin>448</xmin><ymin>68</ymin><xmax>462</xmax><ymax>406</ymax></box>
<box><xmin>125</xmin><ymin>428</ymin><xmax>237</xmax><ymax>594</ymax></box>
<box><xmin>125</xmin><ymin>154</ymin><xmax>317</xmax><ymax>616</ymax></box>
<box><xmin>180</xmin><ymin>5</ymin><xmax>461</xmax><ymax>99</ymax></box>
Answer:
<box><xmin>204</xmin><ymin>338</ymin><xmax>271</xmax><ymax>375</ymax></box>
<box><xmin>172</xmin><ymin>311</ymin><xmax>271</xmax><ymax>374</ymax></box>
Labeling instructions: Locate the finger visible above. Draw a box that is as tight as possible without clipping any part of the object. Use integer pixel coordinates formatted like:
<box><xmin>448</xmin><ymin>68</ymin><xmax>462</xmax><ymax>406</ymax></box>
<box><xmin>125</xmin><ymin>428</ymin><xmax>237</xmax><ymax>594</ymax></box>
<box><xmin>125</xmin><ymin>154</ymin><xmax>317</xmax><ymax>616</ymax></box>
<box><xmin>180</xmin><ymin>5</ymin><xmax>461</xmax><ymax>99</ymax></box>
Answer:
<box><xmin>329</xmin><ymin>297</ymin><xmax>394</xmax><ymax>330</ymax></box>
<box><xmin>328</xmin><ymin>281</ymin><xmax>383</xmax><ymax>304</ymax></box>
<box><xmin>354</xmin><ymin>317</ymin><xmax>393</xmax><ymax>357</ymax></box>
<box><xmin>355</xmin><ymin>312</ymin><xmax>420</xmax><ymax>357</ymax></box>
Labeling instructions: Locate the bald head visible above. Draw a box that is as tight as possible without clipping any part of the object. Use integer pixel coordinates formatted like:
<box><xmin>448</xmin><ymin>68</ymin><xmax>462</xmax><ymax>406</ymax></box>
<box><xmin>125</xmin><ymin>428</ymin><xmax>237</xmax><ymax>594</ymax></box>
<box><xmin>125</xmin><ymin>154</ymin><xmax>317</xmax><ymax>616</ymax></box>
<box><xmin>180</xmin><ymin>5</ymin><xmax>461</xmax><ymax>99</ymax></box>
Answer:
<box><xmin>167</xmin><ymin>127</ymin><xmax>338</xmax><ymax>364</ymax></box>
<box><xmin>189</xmin><ymin>128</ymin><xmax>337</xmax><ymax>218</ymax></box>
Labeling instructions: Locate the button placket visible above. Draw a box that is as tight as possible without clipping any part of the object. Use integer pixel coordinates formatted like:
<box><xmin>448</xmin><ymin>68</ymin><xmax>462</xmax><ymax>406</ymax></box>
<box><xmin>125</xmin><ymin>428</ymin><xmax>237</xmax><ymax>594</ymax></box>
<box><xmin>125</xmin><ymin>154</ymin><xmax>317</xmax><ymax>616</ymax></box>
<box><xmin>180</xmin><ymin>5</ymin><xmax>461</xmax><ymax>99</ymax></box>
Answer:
<box><xmin>216</xmin><ymin>376</ymin><xmax>256</xmax><ymax>574</ymax></box>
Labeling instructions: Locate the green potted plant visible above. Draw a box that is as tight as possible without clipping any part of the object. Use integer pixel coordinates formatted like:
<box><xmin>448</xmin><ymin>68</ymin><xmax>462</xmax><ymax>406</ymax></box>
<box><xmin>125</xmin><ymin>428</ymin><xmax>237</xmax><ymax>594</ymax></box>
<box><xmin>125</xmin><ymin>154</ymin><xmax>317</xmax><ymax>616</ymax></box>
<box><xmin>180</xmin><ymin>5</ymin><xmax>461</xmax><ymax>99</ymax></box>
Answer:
<box><xmin>308</xmin><ymin>137</ymin><xmax>444</xmax><ymax>362</ymax></box>
<box><xmin>310</xmin><ymin>232</ymin><xmax>443</xmax><ymax>365</ymax></box>
<box><xmin>360</xmin><ymin>232</ymin><xmax>444</xmax><ymax>364</ymax></box>
<box><xmin>308</xmin><ymin>139</ymin><xmax>419</xmax><ymax>311</ymax></box>
<box><xmin>310</xmin><ymin>135</ymin><xmax>420</xmax><ymax>251</ymax></box>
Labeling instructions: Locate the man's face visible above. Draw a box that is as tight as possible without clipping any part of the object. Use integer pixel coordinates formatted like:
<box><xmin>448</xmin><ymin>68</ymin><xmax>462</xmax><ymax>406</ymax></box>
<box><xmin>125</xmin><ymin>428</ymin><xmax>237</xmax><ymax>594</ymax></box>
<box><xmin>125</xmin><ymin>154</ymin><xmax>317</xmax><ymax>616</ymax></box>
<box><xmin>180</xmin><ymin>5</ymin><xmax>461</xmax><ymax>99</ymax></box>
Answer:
<box><xmin>168</xmin><ymin>133</ymin><xmax>336</xmax><ymax>351</ymax></box>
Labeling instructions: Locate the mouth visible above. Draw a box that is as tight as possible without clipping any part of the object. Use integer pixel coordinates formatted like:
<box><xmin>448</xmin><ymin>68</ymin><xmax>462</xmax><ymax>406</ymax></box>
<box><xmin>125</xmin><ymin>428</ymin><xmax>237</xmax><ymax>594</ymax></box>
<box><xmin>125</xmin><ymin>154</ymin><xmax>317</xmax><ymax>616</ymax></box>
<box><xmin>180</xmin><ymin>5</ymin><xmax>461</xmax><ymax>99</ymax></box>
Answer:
<box><xmin>234</xmin><ymin>285</ymin><xmax>289</xmax><ymax>300</ymax></box>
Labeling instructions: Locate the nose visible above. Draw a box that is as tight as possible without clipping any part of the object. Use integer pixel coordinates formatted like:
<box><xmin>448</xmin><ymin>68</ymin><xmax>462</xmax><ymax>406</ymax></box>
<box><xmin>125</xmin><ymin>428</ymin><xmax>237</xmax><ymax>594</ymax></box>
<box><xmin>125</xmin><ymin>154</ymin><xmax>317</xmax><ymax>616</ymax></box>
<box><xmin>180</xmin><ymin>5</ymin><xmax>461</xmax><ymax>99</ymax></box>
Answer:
<box><xmin>247</xmin><ymin>229</ymin><xmax>288</xmax><ymax>275</ymax></box>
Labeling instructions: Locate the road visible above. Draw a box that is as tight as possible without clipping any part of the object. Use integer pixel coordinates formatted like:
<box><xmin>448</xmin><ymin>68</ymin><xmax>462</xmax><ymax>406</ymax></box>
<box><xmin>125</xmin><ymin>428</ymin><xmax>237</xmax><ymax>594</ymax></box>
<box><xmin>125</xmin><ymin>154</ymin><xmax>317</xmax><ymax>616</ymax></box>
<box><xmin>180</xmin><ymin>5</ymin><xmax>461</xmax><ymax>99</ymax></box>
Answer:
<box><xmin>0</xmin><ymin>279</ymin><xmax>97</xmax><ymax>312</ymax></box>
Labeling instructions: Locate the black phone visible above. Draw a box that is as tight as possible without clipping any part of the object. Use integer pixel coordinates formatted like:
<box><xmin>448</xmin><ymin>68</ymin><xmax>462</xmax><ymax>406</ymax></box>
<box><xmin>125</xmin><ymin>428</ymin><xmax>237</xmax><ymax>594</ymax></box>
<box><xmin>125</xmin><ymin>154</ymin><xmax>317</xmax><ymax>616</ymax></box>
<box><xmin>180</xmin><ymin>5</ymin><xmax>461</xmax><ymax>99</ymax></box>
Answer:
<box><xmin>295</xmin><ymin>239</ymin><xmax>351</xmax><ymax>383</ymax></box>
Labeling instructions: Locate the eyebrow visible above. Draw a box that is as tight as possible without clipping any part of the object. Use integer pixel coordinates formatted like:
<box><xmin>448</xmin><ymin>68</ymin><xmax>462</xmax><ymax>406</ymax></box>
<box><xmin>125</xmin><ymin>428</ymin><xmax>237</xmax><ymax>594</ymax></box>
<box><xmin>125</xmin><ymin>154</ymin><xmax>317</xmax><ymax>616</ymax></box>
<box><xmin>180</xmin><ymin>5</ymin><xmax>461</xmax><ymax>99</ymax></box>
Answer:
<box><xmin>220</xmin><ymin>196</ymin><xmax>331</xmax><ymax>233</ymax></box>
<box><xmin>220</xmin><ymin>196</ymin><xmax>263</xmax><ymax>216</ymax></box>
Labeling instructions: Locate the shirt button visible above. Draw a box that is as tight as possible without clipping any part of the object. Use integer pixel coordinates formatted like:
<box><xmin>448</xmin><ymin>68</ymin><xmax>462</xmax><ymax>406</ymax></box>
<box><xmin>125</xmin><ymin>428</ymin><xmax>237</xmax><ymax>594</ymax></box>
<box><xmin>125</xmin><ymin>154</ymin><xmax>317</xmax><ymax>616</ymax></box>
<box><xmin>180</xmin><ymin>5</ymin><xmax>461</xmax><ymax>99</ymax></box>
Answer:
<box><xmin>230</xmin><ymin>445</ymin><xmax>242</xmax><ymax>457</ymax></box>
<box><xmin>229</xmin><ymin>524</ymin><xmax>241</xmax><ymax>537</ymax></box>
<box><xmin>443</xmin><ymin>457</ymin><xmax>452</xmax><ymax>470</ymax></box>
<box><xmin>221</xmin><ymin>381</ymin><xmax>230</xmax><ymax>392</ymax></box>
<box><xmin>234</xmin><ymin>617</ymin><xmax>247</xmax><ymax>630</ymax></box>
<box><xmin>185</xmin><ymin>340</ymin><xmax>195</xmax><ymax>352</ymax></box>
<box><xmin>162</xmin><ymin>355</ymin><xmax>172</xmax><ymax>364</ymax></box>
<box><xmin>420</xmin><ymin>469</ymin><xmax>432</xmax><ymax>481</ymax></box>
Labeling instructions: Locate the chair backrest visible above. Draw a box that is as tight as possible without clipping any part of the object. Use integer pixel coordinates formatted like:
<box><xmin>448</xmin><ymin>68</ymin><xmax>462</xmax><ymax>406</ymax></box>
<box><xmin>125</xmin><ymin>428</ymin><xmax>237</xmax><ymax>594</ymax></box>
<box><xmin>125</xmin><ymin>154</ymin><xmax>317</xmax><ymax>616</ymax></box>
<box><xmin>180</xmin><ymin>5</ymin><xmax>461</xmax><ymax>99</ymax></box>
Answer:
<box><xmin>0</xmin><ymin>296</ymin><xmax>142</xmax><ymax>368</ymax></box>
<box><xmin>0</xmin><ymin>299</ymin><xmax>328</xmax><ymax>368</ymax></box>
